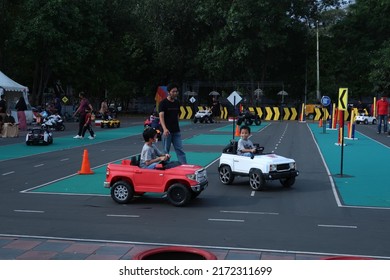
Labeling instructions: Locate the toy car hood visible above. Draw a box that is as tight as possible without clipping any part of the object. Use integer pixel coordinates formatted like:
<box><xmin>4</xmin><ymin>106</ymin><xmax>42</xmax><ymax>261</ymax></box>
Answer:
<box><xmin>254</xmin><ymin>154</ymin><xmax>295</xmax><ymax>164</ymax></box>
<box><xmin>168</xmin><ymin>164</ymin><xmax>205</xmax><ymax>172</ymax></box>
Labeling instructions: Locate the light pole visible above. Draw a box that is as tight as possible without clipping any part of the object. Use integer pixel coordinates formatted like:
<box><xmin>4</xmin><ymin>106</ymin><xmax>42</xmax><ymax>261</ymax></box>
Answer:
<box><xmin>316</xmin><ymin>20</ymin><xmax>320</xmax><ymax>101</ymax></box>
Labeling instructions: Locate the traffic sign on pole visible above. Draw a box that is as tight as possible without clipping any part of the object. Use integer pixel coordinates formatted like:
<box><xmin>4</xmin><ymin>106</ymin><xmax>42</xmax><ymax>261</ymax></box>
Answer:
<box><xmin>338</xmin><ymin>88</ymin><xmax>348</xmax><ymax>111</ymax></box>
<box><xmin>321</xmin><ymin>96</ymin><xmax>331</xmax><ymax>107</ymax></box>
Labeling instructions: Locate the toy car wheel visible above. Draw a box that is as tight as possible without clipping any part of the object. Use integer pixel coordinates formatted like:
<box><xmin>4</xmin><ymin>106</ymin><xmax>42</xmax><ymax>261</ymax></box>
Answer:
<box><xmin>26</xmin><ymin>141</ymin><xmax>31</xmax><ymax>146</ymax></box>
<box><xmin>219</xmin><ymin>165</ymin><xmax>235</xmax><ymax>185</ymax></box>
<box><xmin>117</xmin><ymin>123</ymin><xmax>120</xmax><ymax>128</ymax></box>
<box><xmin>249</xmin><ymin>169</ymin><xmax>266</xmax><ymax>191</ymax></box>
<box><xmin>237</xmin><ymin>118</ymin><xmax>243</xmax><ymax>125</ymax></box>
<box><xmin>193</xmin><ymin>118</ymin><xmax>198</xmax><ymax>123</ymax></box>
<box><xmin>167</xmin><ymin>183</ymin><xmax>191</xmax><ymax>206</ymax></box>
<box><xmin>280</xmin><ymin>177</ymin><xmax>295</xmax><ymax>188</ymax></box>
<box><xmin>111</xmin><ymin>180</ymin><xmax>134</xmax><ymax>204</ymax></box>
<box><xmin>356</xmin><ymin>121</ymin><xmax>361</xmax><ymax>124</ymax></box>
<box><xmin>255</xmin><ymin>118</ymin><xmax>261</xmax><ymax>126</ymax></box>
<box><xmin>245</xmin><ymin>119</ymin><xmax>253</xmax><ymax>126</ymax></box>
<box><xmin>372</xmin><ymin>119</ymin><xmax>377</xmax><ymax>125</ymax></box>
<box><xmin>364</xmin><ymin>119</ymin><xmax>368</xmax><ymax>125</ymax></box>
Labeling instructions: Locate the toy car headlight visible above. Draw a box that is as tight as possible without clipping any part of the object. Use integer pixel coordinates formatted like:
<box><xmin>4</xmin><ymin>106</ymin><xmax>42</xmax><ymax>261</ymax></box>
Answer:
<box><xmin>269</xmin><ymin>164</ymin><xmax>277</xmax><ymax>172</ymax></box>
<box><xmin>186</xmin><ymin>174</ymin><xmax>196</xmax><ymax>181</ymax></box>
<box><xmin>289</xmin><ymin>162</ymin><xmax>296</xmax><ymax>169</ymax></box>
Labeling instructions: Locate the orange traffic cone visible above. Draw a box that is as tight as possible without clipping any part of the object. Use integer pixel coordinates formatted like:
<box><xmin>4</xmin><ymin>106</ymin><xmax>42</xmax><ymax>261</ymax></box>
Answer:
<box><xmin>235</xmin><ymin>125</ymin><xmax>240</xmax><ymax>137</ymax></box>
<box><xmin>78</xmin><ymin>149</ymin><xmax>94</xmax><ymax>175</ymax></box>
<box><xmin>318</xmin><ymin>119</ymin><xmax>323</xmax><ymax>127</ymax></box>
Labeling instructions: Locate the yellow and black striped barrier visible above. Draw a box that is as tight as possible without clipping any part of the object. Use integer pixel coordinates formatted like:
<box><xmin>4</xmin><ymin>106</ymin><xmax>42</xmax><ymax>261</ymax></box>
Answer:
<box><xmin>179</xmin><ymin>105</ymin><xmax>301</xmax><ymax>120</ymax></box>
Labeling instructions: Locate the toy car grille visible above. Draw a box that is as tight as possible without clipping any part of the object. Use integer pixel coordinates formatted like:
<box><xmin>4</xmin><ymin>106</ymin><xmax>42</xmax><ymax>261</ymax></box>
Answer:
<box><xmin>196</xmin><ymin>169</ymin><xmax>207</xmax><ymax>182</ymax></box>
<box><xmin>277</xmin><ymin>164</ymin><xmax>290</xmax><ymax>171</ymax></box>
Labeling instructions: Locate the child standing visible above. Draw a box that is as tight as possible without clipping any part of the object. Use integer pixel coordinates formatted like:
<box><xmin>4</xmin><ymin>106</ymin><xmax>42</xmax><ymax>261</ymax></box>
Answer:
<box><xmin>237</xmin><ymin>125</ymin><xmax>256</xmax><ymax>157</ymax></box>
<box><xmin>81</xmin><ymin>109</ymin><xmax>96</xmax><ymax>139</ymax></box>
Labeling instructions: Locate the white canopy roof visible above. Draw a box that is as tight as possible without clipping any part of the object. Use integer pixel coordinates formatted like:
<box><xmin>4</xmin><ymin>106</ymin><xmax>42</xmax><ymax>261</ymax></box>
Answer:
<box><xmin>0</xmin><ymin>70</ymin><xmax>28</xmax><ymax>92</ymax></box>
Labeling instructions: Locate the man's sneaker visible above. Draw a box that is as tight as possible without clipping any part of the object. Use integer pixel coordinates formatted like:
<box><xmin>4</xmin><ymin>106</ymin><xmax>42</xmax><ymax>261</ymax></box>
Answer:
<box><xmin>73</xmin><ymin>135</ymin><xmax>82</xmax><ymax>139</ymax></box>
<box><xmin>88</xmin><ymin>136</ymin><xmax>95</xmax><ymax>140</ymax></box>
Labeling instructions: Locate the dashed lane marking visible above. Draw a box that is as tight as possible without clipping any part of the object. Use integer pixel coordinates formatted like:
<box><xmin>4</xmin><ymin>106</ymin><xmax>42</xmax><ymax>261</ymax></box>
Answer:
<box><xmin>318</xmin><ymin>224</ymin><xmax>357</xmax><ymax>229</ymax></box>
<box><xmin>14</xmin><ymin>210</ymin><xmax>45</xmax><ymax>213</ymax></box>
<box><xmin>220</xmin><ymin>210</ymin><xmax>279</xmax><ymax>215</ymax></box>
<box><xmin>208</xmin><ymin>219</ymin><xmax>245</xmax><ymax>223</ymax></box>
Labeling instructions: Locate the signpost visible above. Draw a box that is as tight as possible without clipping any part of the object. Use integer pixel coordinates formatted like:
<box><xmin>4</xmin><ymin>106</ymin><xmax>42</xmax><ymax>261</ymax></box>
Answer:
<box><xmin>337</xmin><ymin>88</ymin><xmax>348</xmax><ymax>177</ymax></box>
<box><xmin>321</xmin><ymin>95</ymin><xmax>331</xmax><ymax>134</ymax></box>
<box><xmin>227</xmin><ymin>91</ymin><xmax>242</xmax><ymax>139</ymax></box>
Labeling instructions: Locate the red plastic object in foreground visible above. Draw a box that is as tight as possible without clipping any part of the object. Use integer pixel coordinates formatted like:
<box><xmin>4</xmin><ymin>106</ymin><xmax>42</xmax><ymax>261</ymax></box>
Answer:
<box><xmin>133</xmin><ymin>246</ymin><xmax>217</xmax><ymax>260</ymax></box>
<box><xmin>323</xmin><ymin>256</ymin><xmax>373</xmax><ymax>260</ymax></box>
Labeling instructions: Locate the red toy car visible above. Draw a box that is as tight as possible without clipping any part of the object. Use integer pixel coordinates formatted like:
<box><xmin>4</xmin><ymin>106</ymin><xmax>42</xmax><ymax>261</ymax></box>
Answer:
<box><xmin>104</xmin><ymin>157</ymin><xmax>208</xmax><ymax>206</ymax></box>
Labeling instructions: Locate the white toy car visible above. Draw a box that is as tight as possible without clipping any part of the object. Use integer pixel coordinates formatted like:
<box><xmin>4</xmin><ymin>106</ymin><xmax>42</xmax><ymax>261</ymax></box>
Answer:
<box><xmin>218</xmin><ymin>141</ymin><xmax>299</xmax><ymax>190</ymax></box>
<box><xmin>193</xmin><ymin>109</ymin><xmax>214</xmax><ymax>123</ymax></box>
<box><xmin>355</xmin><ymin>114</ymin><xmax>377</xmax><ymax>125</ymax></box>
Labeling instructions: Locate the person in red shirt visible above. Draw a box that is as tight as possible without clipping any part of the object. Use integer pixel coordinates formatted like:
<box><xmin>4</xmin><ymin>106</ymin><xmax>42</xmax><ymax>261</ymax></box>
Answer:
<box><xmin>81</xmin><ymin>108</ymin><xmax>96</xmax><ymax>139</ymax></box>
<box><xmin>73</xmin><ymin>91</ymin><xmax>93</xmax><ymax>139</ymax></box>
<box><xmin>376</xmin><ymin>95</ymin><xmax>389</xmax><ymax>134</ymax></box>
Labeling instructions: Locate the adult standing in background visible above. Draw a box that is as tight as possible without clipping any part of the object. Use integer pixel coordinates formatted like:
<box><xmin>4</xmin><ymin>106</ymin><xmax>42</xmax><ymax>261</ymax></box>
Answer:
<box><xmin>211</xmin><ymin>96</ymin><xmax>221</xmax><ymax>123</ymax></box>
<box><xmin>0</xmin><ymin>94</ymin><xmax>7</xmax><ymax>128</ymax></box>
<box><xmin>376</xmin><ymin>94</ymin><xmax>389</xmax><ymax>134</ymax></box>
<box><xmin>159</xmin><ymin>83</ymin><xmax>187</xmax><ymax>164</ymax></box>
<box><xmin>15</xmin><ymin>96</ymin><xmax>27</xmax><ymax>130</ymax></box>
<box><xmin>99</xmin><ymin>98</ymin><xmax>109</xmax><ymax>119</ymax></box>
<box><xmin>54</xmin><ymin>96</ymin><xmax>62</xmax><ymax>116</ymax></box>
<box><xmin>73</xmin><ymin>92</ymin><xmax>93</xmax><ymax>139</ymax></box>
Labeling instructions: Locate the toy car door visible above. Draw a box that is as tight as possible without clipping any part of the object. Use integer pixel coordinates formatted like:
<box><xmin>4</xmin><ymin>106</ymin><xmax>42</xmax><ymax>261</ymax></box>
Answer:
<box><xmin>132</xmin><ymin>169</ymin><xmax>166</xmax><ymax>192</ymax></box>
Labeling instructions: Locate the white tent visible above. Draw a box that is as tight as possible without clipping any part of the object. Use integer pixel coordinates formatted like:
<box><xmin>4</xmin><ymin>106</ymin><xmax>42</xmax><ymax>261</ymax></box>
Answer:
<box><xmin>0</xmin><ymin>70</ymin><xmax>33</xmax><ymax>123</ymax></box>
<box><xmin>0</xmin><ymin>70</ymin><xmax>28</xmax><ymax>92</ymax></box>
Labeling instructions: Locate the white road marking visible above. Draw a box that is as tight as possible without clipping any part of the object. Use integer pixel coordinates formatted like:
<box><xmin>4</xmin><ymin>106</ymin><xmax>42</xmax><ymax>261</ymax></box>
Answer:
<box><xmin>221</xmin><ymin>210</ymin><xmax>279</xmax><ymax>215</ymax></box>
<box><xmin>14</xmin><ymin>210</ymin><xmax>45</xmax><ymax>213</ymax></box>
<box><xmin>107</xmin><ymin>214</ymin><xmax>140</xmax><ymax>218</ymax></box>
<box><xmin>318</xmin><ymin>224</ymin><xmax>357</xmax><ymax>229</ymax></box>
<box><xmin>2</xmin><ymin>171</ymin><xmax>15</xmax><ymax>176</ymax></box>
<box><xmin>208</xmin><ymin>218</ymin><xmax>244</xmax><ymax>222</ymax></box>
<box><xmin>34</xmin><ymin>164</ymin><xmax>44</xmax><ymax>167</ymax></box>
<box><xmin>60</xmin><ymin>158</ymin><xmax>69</xmax><ymax>161</ymax></box>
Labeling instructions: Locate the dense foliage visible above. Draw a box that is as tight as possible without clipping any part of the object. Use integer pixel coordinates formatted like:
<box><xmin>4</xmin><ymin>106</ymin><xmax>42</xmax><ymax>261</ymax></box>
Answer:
<box><xmin>1</xmin><ymin>0</ymin><xmax>387</xmax><ymax>109</ymax></box>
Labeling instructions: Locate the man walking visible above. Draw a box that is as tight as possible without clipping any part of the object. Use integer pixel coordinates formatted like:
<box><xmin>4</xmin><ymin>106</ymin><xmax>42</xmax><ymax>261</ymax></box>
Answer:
<box><xmin>159</xmin><ymin>83</ymin><xmax>187</xmax><ymax>164</ymax></box>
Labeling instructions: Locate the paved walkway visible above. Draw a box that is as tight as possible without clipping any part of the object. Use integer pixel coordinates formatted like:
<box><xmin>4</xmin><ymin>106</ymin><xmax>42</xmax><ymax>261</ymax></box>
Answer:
<box><xmin>0</xmin><ymin>235</ymin><xmax>347</xmax><ymax>260</ymax></box>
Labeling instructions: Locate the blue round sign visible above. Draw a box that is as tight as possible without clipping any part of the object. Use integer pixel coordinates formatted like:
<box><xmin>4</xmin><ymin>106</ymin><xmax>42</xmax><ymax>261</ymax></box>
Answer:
<box><xmin>321</xmin><ymin>96</ymin><xmax>331</xmax><ymax>107</ymax></box>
